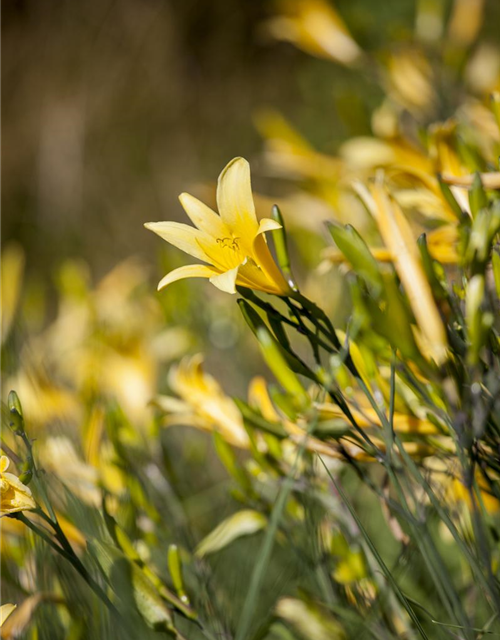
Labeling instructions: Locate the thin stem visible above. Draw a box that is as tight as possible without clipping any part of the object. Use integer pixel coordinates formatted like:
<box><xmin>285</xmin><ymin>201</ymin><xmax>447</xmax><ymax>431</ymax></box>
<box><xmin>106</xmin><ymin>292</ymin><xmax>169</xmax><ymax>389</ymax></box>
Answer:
<box><xmin>16</xmin><ymin>511</ymin><xmax>118</xmax><ymax>615</ymax></box>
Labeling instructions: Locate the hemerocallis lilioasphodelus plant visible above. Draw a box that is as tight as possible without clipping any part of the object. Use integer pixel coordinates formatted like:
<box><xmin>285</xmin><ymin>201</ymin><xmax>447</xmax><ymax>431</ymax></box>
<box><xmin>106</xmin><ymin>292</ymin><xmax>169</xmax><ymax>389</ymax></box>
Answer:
<box><xmin>145</xmin><ymin>157</ymin><xmax>292</xmax><ymax>295</ymax></box>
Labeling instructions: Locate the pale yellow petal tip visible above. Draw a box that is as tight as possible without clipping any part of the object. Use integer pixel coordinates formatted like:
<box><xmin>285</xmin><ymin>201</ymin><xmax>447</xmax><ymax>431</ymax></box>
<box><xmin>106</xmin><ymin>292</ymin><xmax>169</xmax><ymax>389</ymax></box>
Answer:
<box><xmin>209</xmin><ymin>265</ymin><xmax>240</xmax><ymax>294</ymax></box>
<box><xmin>219</xmin><ymin>156</ymin><xmax>249</xmax><ymax>180</ymax></box>
<box><xmin>257</xmin><ymin>218</ymin><xmax>283</xmax><ymax>234</ymax></box>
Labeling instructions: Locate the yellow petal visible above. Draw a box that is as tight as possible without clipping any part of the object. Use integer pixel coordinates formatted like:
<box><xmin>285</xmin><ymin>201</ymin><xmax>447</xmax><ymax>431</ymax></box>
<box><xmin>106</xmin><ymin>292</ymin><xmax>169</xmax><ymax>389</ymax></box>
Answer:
<box><xmin>237</xmin><ymin>261</ymin><xmax>283</xmax><ymax>292</ymax></box>
<box><xmin>0</xmin><ymin>604</ymin><xmax>17</xmax><ymax>627</ymax></box>
<box><xmin>248</xmin><ymin>376</ymin><xmax>281</xmax><ymax>422</ymax></box>
<box><xmin>216</xmin><ymin>158</ymin><xmax>258</xmax><ymax>243</ymax></box>
<box><xmin>209</xmin><ymin>265</ymin><xmax>240</xmax><ymax>294</ymax></box>
<box><xmin>370</xmin><ymin>183</ymin><xmax>448</xmax><ymax>364</ymax></box>
<box><xmin>0</xmin><ymin>456</ymin><xmax>9</xmax><ymax>473</ymax></box>
<box><xmin>144</xmin><ymin>221</ymin><xmax>210</xmax><ymax>263</ymax></box>
<box><xmin>157</xmin><ymin>264</ymin><xmax>219</xmax><ymax>291</ymax></box>
<box><xmin>178</xmin><ymin>192</ymin><xmax>228</xmax><ymax>237</ymax></box>
<box><xmin>256</xmin><ymin>218</ymin><xmax>282</xmax><ymax>234</ymax></box>
<box><xmin>0</xmin><ymin>595</ymin><xmax>48</xmax><ymax>637</ymax></box>
<box><xmin>251</xmin><ymin>234</ymin><xmax>290</xmax><ymax>295</ymax></box>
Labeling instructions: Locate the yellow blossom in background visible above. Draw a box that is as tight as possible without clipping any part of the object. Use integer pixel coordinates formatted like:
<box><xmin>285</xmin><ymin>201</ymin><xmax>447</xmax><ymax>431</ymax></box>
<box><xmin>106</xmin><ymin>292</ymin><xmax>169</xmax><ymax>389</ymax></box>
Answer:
<box><xmin>0</xmin><ymin>456</ymin><xmax>36</xmax><ymax>517</ymax></box>
<box><xmin>145</xmin><ymin>157</ymin><xmax>291</xmax><ymax>295</ymax></box>
<box><xmin>385</xmin><ymin>49</ymin><xmax>437</xmax><ymax>115</ymax></box>
<box><xmin>315</xmin><ymin>400</ymin><xmax>440</xmax><ymax>436</ymax></box>
<box><xmin>0</xmin><ymin>604</ymin><xmax>17</xmax><ymax>628</ymax></box>
<box><xmin>447</xmin><ymin>0</ymin><xmax>485</xmax><ymax>48</ymax></box>
<box><xmin>38</xmin><ymin>436</ymin><xmax>101</xmax><ymax>507</ymax></box>
<box><xmin>265</xmin><ymin>0</ymin><xmax>362</xmax><ymax>66</ymax></box>
<box><xmin>1</xmin><ymin>243</ymin><xmax>25</xmax><ymax>345</ymax></box>
<box><xmin>155</xmin><ymin>355</ymin><xmax>249</xmax><ymax>448</ymax></box>
<box><xmin>452</xmin><ymin>477</ymin><xmax>500</xmax><ymax>514</ymax></box>
<box><xmin>3</xmin><ymin>258</ymin><xmax>190</xmax><ymax>431</ymax></box>
<box><xmin>249</xmin><ymin>376</ymin><xmax>444</xmax><ymax>462</ymax></box>
<box><xmin>356</xmin><ymin>181</ymin><xmax>449</xmax><ymax>365</ymax></box>
<box><xmin>425</xmin><ymin>458</ymin><xmax>500</xmax><ymax>515</ymax></box>
<box><xmin>0</xmin><ymin>595</ymin><xmax>60</xmax><ymax>640</ymax></box>
<box><xmin>0</xmin><ymin>503</ymin><xmax>86</xmax><ymax>551</ymax></box>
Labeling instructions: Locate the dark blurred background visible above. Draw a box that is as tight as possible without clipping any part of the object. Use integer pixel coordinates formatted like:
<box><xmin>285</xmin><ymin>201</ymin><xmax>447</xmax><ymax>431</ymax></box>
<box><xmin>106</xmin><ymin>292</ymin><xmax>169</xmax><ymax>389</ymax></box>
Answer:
<box><xmin>5</xmin><ymin>0</ymin><xmax>500</xmax><ymax>279</ymax></box>
<box><xmin>2</xmin><ymin>0</ymin><xmax>420</xmax><ymax>282</ymax></box>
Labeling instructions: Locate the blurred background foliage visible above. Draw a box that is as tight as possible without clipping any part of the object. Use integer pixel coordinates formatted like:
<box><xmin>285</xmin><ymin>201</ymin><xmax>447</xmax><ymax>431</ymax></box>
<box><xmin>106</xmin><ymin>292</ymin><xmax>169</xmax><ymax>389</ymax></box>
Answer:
<box><xmin>3</xmin><ymin>0</ymin><xmax>497</xmax><ymax>382</ymax></box>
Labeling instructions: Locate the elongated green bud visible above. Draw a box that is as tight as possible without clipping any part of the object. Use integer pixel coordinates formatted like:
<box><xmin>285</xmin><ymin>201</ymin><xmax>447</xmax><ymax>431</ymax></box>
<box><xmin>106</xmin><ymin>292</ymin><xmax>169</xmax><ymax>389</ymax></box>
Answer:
<box><xmin>271</xmin><ymin>205</ymin><xmax>297</xmax><ymax>291</ymax></box>
<box><xmin>19</xmin><ymin>460</ymin><xmax>33</xmax><ymax>485</ymax></box>
<box><xmin>466</xmin><ymin>275</ymin><xmax>485</xmax><ymax>365</ymax></box>
<box><xmin>167</xmin><ymin>545</ymin><xmax>189</xmax><ymax>605</ymax></box>
<box><xmin>8</xmin><ymin>390</ymin><xmax>25</xmax><ymax>434</ymax></box>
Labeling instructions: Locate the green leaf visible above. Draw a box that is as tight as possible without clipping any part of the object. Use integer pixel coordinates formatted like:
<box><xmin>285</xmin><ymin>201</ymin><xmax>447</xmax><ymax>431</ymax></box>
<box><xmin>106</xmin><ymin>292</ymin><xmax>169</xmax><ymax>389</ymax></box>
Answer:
<box><xmin>469</xmin><ymin>173</ymin><xmax>488</xmax><ymax>218</ymax></box>
<box><xmin>195</xmin><ymin>510</ymin><xmax>267</xmax><ymax>557</ymax></box>
<box><xmin>89</xmin><ymin>539</ymin><xmax>177</xmax><ymax>634</ymax></box>
<box><xmin>437</xmin><ymin>174</ymin><xmax>463</xmax><ymax>218</ymax></box>
<box><xmin>256</xmin><ymin>326</ymin><xmax>309</xmax><ymax>407</ymax></box>
<box><xmin>492</xmin><ymin>250</ymin><xmax>500</xmax><ymax>299</ymax></box>
<box><xmin>328</xmin><ymin>223</ymin><xmax>383</xmax><ymax>297</ymax></box>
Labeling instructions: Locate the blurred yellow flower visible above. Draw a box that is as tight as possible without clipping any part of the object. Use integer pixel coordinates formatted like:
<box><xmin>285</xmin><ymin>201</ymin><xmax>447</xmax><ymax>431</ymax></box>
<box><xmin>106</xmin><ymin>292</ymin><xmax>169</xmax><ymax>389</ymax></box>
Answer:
<box><xmin>450</xmin><ymin>469</ymin><xmax>499</xmax><ymax>514</ymax></box>
<box><xmin>265</xmin><ymin>0</ymin><xmax>362</xmax><ymax>66</ymax></box>
<box><xmin>386</xmin><ymin>49</ymin><xmax>436</xmax><ymax>114</ymax></box>
<box><xmin>0</xmin><ymin>456</ymin><xmax>36</xmax><ymax>516</ymax></box>
<box><xmin>0</xmin><ymin>604</ymin><xmax>16</xmax><ymax>628</ymax></box>
<box><xmin>1</xmin><ymin>243</ymin><xmax>25</xmax><ymax>345</ymax></box>
<box><xmin>145</xmin><ymin>157</ymin><xmax>290</xmax><ymax>295</ymax></box>
<box><xmin>315</xmin><ymin>400</ymin><xmax>439</xmax><ymax>435</ymax></box>
<box><xmin>2</xmin><ymin>258</ymin><xmax>189</xmax><ymax>432</ymax></box>
<box><xmin>155</xmin><ymin>355</ymin><xmax>249</xmax><ymax>448</ymax></box>
<box><xmin>357</xmin><ymin>181</ymin><xmax>448</xmax><ymax>365</ymax></box>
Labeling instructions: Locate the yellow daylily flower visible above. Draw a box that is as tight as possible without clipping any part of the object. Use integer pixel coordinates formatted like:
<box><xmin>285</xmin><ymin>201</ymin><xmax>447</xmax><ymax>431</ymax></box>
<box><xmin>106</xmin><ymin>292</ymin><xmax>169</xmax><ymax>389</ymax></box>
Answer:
<box><xmin>0</xmin><ymin>604</ymin><xmax>16</xmax><ymax>628</ymax></box>
<box><xmin>0</xmin><ymin>456</ymin><xmax>36</xmax><ymax>517</ymax></box>
<box><xmin>155</xmin><ymin>355</ymin><xmax>250</xmax><ymax>448</ymax></box>
<box><xmin>145</xmin><ymin>157</ymin><xmax>291</xmax><ymax>295</ymax></box>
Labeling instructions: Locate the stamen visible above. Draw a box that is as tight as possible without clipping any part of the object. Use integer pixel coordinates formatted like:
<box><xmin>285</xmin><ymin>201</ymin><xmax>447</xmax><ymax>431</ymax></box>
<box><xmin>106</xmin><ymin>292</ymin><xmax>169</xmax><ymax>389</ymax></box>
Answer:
<box><xmin>216</xmin><ymin>237</ymin><xmax>240</xmax><ymax>250</ymax></box>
